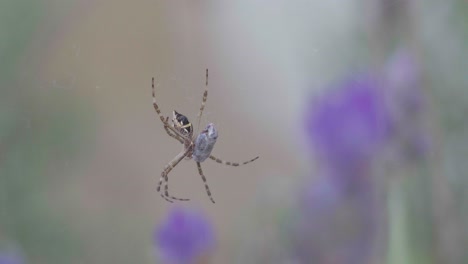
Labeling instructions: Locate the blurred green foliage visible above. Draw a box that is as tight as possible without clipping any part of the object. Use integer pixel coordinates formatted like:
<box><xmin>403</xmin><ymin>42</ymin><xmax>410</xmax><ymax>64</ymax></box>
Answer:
<box><xmin>1</xmin><ymin>0</ymin><xmax>467</xmax><ymax>263</ymax></box>
<box><xmin>1</xmin><ymin>1</ymin><xmax>93</xmax><ymax>263</ymax></box>
<box><xmin>0</xmin><ymin>1</ymin><xmax>41</xmax><ymax>84</ymax></box>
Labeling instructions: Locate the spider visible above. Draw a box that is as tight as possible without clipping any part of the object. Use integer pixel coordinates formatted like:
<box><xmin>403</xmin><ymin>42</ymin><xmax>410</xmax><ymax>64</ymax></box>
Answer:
<box><xmin>151</xmin><ymin>69</ymin><xmax>259</xmax><ymax>203</ymax></box>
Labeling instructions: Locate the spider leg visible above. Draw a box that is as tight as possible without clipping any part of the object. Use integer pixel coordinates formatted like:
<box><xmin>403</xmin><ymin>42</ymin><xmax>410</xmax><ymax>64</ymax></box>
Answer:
<box><xmin>209</xmin><ymin>155</ymin><xmax>259</xmax><ymax>167</ymax></box>
<box><xmin>152</xmin><ymin>77</ymin><xmax>187</xmax><ymax>137</ymax></box>
<box><xmin>196</xmin><ymin>162</ymin><xmax>215</xmax><ymax>203</ymax></box>
<box><xmin>163</xmin><ymin>117</ymin><xmax>184</xmax><ymax>144</ymax></box>
<box><xmin>196</xmin><ymin>69</ymin><xmax>208</xmax><ymax>133</ymax></box>
<box><xmin>157</xmin><ymin>150</ymin><xmax>191</xmax><ymax>202</ymax></box>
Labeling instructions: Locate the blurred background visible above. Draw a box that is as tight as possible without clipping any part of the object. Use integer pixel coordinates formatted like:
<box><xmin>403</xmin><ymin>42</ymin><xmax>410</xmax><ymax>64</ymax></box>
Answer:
<box><xmin>1</xmin><ymin>0</ymin><xmax>467</xmax><ymax>263</ymax></box>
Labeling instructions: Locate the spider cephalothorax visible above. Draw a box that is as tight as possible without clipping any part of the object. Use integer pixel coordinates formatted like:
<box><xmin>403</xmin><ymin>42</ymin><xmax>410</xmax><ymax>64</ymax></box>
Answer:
<box><xmin>172</xmin><ymin>110</ymin><xmax>193</xmax><ymax>137</ymax></box>
<box><xmin>151</xmin><ymin>69</ymin><xmax>259</xmax><ymax>203</ymax></box>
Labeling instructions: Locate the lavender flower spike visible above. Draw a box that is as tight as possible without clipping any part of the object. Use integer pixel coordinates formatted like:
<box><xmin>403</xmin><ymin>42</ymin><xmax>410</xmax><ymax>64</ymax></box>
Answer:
<box><xmin>0</xmin><ymin>251</ymin><xmax>24</xmax><ymax>264</ymax></box>
<box><xmin>305</xmin><ymin>74</ymin><xmax>392</xmax><ymax>170</ymax></box>
<box><xmin>154</xmin><ymin>207</ymin><xmax>216</xmax><ymax>264</ymax></box>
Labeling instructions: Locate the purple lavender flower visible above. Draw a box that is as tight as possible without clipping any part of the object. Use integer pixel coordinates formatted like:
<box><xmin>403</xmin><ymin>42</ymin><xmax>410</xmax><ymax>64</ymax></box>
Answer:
<box><xmin>292</xmin><ymin>172</ymin><xmax>375</xmax><ymax>264</ymax></box>
<box><xmin>0</xmin><ymin>251</ymin><xmax>24</xmax><ymax>264</ymax></box>
<box><xmin>385</xmin><ymin>50</ymin><xmax>423</xmax><ymax>113</ymax></box>
<box><xmin>298</xmin><ymin>75</ymin><xmax>388</xmax><ymax>262</ymax></box>
<box><xmin>154</xmin><ymin>206</ymin><xmax>216</xmax><ymax>264</ymax></box>
<box><xmin>305</xmin><ymin>73</ymin><xmax>392</xmax><ymax>172</ymax></box>
<box><xmin>295</xmin><ymin>49</ymin><xmax>427</xmax><ymax>264</ymax></box>
<box><xmin>385</xmin><ymin>49</ymin><xmax>429</xmax><ymax>161</ymax></box>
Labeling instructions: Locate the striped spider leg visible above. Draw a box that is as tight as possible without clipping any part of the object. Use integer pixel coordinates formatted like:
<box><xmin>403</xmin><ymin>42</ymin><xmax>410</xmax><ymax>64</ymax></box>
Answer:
<box><xmin>158</xmin><ymin>148</ymin><xmax>191</xmax><ymax>203</ymax></box>
<box><xmin>208</xmin><ymin>155</ymin><xmax>259</xmax><ymax>167</ymax></box>
<box><xmin>152</xmin><ymin>79</ymin><xmax>192</xmax><ymax>202</ymax></box>
<box><xmin>152</xmin><ymin>69</ymin><xmax>259</xmax><ymax>203</ymax></box>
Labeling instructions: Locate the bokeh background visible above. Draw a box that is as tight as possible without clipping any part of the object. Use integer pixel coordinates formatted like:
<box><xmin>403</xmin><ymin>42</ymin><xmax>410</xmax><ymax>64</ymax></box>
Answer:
<box><xmin>1</xmin><ymin>0</ymin><xmax>467</xmax><ymax>263</ymax></box>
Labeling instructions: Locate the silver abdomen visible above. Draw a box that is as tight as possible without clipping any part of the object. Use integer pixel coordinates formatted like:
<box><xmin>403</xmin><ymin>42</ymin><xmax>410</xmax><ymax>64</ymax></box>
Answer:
<box><xmin>193</xmin><ymin>123</ymin><xmax>218</xmax><ymax>162</ymax></box>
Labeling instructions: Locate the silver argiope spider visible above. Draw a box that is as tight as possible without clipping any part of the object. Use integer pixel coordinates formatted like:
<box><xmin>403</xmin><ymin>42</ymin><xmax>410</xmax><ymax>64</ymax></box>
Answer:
<box><xmin>152</xmin><ymin>69</ymin><xmax>259</xmax><ymax>203</ymax></box>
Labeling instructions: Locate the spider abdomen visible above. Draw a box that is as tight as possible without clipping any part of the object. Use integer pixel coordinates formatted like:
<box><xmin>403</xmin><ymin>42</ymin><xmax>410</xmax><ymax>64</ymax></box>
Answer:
<box><xmin>193</xmin><ymin>123</ymin><xmax>218</xmax><ymax>162</ymax></box>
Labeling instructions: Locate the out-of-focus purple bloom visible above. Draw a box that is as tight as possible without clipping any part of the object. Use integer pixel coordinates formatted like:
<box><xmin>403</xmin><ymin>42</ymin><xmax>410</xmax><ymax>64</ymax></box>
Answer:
<box><xmin>305</xmin><ymin>74</ymin><xmax>392</xmax><ymax>172</ymax></box>
<box><xmin>299</xmin><ymin>174</ymin><xmax>342</xmax><ymax>214</ymax></box>
<box><xmin>294</xmin><ymin>49</ymin><xmax>427</xmax><ymax>264</ymax></box>
<box><xmin>385</xmin><ymin>49</ymin><xmax>430</xmax><ymax>162</ymax></box>
<box><xmin>301</xmin><ymin>75</ymin><xmax>387</xmax><ymax>260</ymax></box>
<box><xmin>154</xmin><ymin>206</ymin><xmax>216</xmax><ymax>264</ymax></box>
<box><xmin>0</xmin><ymin>251</ymin><xmax>24</xmax><ymax>264</ymax></box>
<box><xmin>386</xmin><ymin>50</ymin><xmax>423</xmax><ymax>113</ymax></box>
<box><xmin>292</xmin><ymin>173</ymin><xmax>375</xmax><ymax>264</ymax></box>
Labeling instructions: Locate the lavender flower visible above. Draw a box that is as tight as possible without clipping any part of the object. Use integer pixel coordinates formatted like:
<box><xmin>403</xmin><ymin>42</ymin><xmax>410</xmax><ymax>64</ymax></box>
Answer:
<box><xmin>305</xmin><ymin>73</ymin><xmax>392</xmax><ymax>188</ymax></box>
<box><xmin>385</xmin><ymin>49</ymin><xmax>429</xmax><ymax>162</ymax></box>
<box><xmin>385</xmin><ymin>50</ymin><xmax>423</xmax><ymax>113</ymax></box>
<box><xmin>294</xmin><ymin>72</ymin><xmax>389</xmax><ymax>263</ymax></box>
<box><xmin>292</xmin><ymin>172</ymin><xmax>375</xmax><ymax>264</ymax></box>
<box><xmin>0</xmin><ymin>251</ymin><xmax>24</xmax><ymax>264</ymax></box>
<box><xmin>154</xmin><ymin>207</ymin><xmax>216</xmax><ymax>264</ymax></box>
<box><xmin>294</xmin><ymin>49</ymin><xmax>427</xmax><ymax>264</ymax></box>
